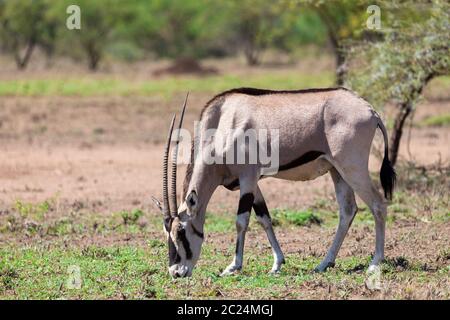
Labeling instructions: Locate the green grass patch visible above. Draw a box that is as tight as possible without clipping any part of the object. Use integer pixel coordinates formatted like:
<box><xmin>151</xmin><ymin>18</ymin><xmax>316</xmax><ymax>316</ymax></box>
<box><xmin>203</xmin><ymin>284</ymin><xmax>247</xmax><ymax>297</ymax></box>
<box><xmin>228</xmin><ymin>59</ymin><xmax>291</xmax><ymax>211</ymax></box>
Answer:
<box><xmin>0</xmin><ymin>72</ymin><xmax>334</xmax><ymax>97</ymax></box>
<box><xmin>271</xmin><ymin>209</ymin><xmax>322</xmax><ymax>227</ymax></box>
<box><xmin>204</xmin><ymin>213</ymin><xmax>234</xmax><ymax>233</ymax></box>
<box><xmin>1</xmin><ymin>244</ymin><xmax>447</xmax><ymax>299</ymax></box>
<box><xmin>419</xmin><ymin>114</ymin><xmax>450</xmax><ymax>127</ymax></box>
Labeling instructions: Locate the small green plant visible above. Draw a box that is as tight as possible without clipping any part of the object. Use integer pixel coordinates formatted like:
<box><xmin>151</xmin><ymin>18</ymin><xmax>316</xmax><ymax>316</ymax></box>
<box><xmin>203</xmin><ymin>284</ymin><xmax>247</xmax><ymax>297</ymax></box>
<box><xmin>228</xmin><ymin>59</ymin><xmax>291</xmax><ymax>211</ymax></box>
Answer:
<box><xmin>120</xmin><ymin>209</ymin><xmax>144</xmax><ymax>225</ymax></box>
<box><xmin>0</xmin><ymin>267</ymin><xmax>19</xmax><ymax>291</ymax></box>
<box><xmin>14</xmin><ymin>199</ymin><xmax>52</xmax><ymax>221</ymax></box>
<box><xmin>148</xmin><ymin>239</ymin><xmax>165</xmax><ymax>248</ymax></box>
<box><xmin>271</xmin><ymin>209</ymin><xmax>322</xmax><ymax>227</ymax></box>
<box><xmin>46</xmin><ymin>219</ymin><xmax>76</xmax><ymax>236</ymax></box>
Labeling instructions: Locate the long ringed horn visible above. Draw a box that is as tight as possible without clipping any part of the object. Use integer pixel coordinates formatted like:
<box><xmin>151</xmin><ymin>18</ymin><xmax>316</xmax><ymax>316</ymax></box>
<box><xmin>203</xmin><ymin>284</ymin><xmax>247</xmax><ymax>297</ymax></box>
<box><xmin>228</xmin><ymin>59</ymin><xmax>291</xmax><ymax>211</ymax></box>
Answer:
<box><xmin>170</xmin><ymin>93</ymin><xmax>189</xmax><ymax>217</ymax></box>
<box><xmin>163</xmin><ymin>114</ymin><xmax>176</xmax><ymax>219</ymax></box>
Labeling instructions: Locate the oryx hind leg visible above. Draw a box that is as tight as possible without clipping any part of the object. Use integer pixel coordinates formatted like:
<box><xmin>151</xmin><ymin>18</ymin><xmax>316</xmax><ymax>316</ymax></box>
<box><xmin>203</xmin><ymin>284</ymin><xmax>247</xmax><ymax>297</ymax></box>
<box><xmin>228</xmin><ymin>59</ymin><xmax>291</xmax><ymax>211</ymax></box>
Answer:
<box><xmin>315</xmin><ymin>167</ymin><xmax>357</xmax><ymax>272</ymax></box>
<box><xmin>220</xmin><ymin>169</ymin><xmax>259</xmax><ymax>276</ymax></box>
<box><xmin>329</xmin><ymin>156</ymin><xmax>387</xmax><ymax>270</ymax></box>
<box><xmin>253</xmin><ymin>186</ymin><xmax>285</xmax><ymax>274</ymax></box>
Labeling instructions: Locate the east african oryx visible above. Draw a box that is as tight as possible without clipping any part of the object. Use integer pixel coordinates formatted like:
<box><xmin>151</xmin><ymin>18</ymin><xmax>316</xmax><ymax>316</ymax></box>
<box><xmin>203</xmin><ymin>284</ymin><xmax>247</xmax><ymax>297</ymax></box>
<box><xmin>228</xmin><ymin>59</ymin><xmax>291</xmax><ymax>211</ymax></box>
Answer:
<box><xmin>152</xmin><ymin>87</ymin><xmax>396</xmax><ymax>278</ymax></box>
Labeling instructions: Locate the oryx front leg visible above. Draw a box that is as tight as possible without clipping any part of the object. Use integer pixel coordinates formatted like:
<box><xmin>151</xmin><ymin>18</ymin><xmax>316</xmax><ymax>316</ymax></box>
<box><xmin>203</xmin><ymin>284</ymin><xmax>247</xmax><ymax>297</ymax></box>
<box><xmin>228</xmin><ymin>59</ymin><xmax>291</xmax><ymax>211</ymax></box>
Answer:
<box><xmin>221</xmin><ymin>173</ymin><xmax>257</xmax><ymax>276</ymax></box>
<box><xmin>315</xmin><ymin>168</ymin><xmax>357</xmax><ymax>272</ymax></box>
<box><xmin>253</xmin><ymin>187</ymin><xmax>284</xmax><ymax>274</ymax></box>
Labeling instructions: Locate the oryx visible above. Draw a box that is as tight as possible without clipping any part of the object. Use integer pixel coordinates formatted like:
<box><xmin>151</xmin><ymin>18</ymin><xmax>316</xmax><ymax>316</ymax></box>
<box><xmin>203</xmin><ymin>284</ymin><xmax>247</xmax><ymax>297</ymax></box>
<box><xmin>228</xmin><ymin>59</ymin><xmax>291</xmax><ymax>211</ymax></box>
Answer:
<box><xmin>153</xmin><ymin>87</ymin><xmax>396</xmax><ymax>278</ymax></box>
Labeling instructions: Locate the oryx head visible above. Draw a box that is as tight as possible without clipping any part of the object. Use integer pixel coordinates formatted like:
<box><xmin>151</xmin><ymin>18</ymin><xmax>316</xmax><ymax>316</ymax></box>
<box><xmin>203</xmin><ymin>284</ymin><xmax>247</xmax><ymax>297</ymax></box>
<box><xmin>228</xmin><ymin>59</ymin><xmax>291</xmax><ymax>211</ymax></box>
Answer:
<box><xmin>152</xmin><ymin>93</ymin><xmax>205</xmax><ymax>278</ymax></box>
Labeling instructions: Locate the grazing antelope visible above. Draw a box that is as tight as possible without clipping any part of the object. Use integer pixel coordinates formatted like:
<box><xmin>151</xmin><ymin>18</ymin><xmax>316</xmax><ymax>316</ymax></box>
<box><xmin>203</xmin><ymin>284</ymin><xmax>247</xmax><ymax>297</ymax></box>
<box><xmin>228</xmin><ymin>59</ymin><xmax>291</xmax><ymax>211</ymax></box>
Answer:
<box><xmin>153</xmin><ymin>87</ymin><xmax>396</xmax><ymax>278</ymax></box>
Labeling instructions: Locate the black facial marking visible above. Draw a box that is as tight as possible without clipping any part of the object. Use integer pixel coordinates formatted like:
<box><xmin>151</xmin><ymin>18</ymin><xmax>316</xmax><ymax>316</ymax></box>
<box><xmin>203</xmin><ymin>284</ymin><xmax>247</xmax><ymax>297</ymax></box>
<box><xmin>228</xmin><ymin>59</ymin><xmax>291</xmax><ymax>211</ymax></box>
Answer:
<box><xmin>278</xmin><ymin>151</ymin><xmax>324</xmax><ymax>172</ymax></box>
<box><xmin>253</xmin><ymin>201</ymin><xmax>269</xmax><ymax>217</ymax></box>
<box><xmin>237</xmin><ymin>193</ymin><xmax>255</xmax><ymax>215</ymax></box>
<box><xmin>191</xmin><ymin>225</ymin><xmax>204</xmax><ymax>239</ymax></box>
<box><xmin>168</xmin><ymin>236</ymin><xmax>181</xmax><ymax>266</ymax></box>
<box><xmin>177</xmin><ymin>228</ymin><xmax>193</xmax><ymax>260</ymax></box>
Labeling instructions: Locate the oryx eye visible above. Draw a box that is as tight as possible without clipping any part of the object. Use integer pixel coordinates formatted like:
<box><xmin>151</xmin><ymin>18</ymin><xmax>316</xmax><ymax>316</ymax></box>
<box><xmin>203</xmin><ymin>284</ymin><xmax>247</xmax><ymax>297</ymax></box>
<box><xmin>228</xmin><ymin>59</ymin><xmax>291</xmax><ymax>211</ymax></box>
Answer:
<box><xmin>186</xmin><ymin>190</ymin><xmax>198</xmax><ymax>210</ymax></box>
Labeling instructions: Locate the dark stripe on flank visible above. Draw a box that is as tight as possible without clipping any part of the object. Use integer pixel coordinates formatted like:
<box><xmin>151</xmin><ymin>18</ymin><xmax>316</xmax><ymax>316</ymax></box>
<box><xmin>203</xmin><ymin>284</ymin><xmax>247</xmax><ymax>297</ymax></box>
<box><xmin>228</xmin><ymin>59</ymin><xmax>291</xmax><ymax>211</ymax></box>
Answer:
<box><xmin>178</xmin><ymin>229</ymin><xmax>193</xmax><ymax>260</ymax></box>
<box><xmin>278</xmin><ymin>151</ymin><xmax>324</xmax><ymax>171</ymax></box>
<box><xmin>222</xmin><ymin>151</ymin><xmax>324</xmax><ymax>190</ymax></box>
<box><xmin>224</xmin><ymin>179</ymin><xmax>239</xmax><ymax>191</ymax></box>
<box><xmin>237</xmin><ymin>193</ymin><xmax>254</xmax><ymax>215</ymax></box>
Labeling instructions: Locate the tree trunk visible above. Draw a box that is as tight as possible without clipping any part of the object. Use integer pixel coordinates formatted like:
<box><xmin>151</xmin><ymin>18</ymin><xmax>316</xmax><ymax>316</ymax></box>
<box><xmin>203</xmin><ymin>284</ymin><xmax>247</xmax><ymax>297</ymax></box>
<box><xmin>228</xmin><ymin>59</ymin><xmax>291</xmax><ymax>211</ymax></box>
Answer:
<box><xmin>389</xmin><ymin>101</ymin><xmax>413</xmax><ymax>166</ymax></box>
<box><xmin>14</xmin><ymin>40</ymin><xmax>35</xmax><ymax>70</ymax></box>
<box><xmin>88</xmin><ymin>54</ymin><xmax>100</xmax><ymax>71</ymax></box>
<box><xmin>86</xmin><ymin>43</ymin><xmax>101</xmax><ymax>71</ymax></box>
<box><xmin>244</xmin><ymin>42</ymin><xmax>260</xmax><ymax>66</ymax></box>
<box><xmin>334</xmin><ymin>45</ymin><xmax>347</xmax><ymax>86</ymax></box>
<box><xmin>316</xmin><ymin>8</ymin><xmax>346</xmax><ymax>86</ymax></box>
<box><xmin>389</xmin><ymin>74</ymin><xmax>434</xmax><ymax>166</ymax></box>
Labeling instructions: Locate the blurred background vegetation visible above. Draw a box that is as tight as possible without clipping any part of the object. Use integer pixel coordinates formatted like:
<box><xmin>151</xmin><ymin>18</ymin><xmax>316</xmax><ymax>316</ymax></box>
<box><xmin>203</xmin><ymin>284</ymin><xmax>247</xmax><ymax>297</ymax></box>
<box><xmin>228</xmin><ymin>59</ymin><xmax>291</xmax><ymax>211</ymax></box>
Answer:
<box><xmin>0</xmin><ymin>0</ymin><xmax>449</xmax><ymax>165</ymax></box>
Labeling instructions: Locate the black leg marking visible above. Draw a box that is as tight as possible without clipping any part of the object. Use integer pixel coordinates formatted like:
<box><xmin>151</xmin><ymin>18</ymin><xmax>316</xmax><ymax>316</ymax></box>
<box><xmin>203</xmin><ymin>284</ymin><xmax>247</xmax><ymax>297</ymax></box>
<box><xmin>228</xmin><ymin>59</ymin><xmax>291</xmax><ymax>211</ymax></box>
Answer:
<box><xmin>235</xmin><ymin>238</ymin><xmax>240</xmax><ymax>255</ymax></box>
<box><xmin>253</xmin><ymin>200</ymin><xmax>269</xmax><ymax>217</ymax></box>
<box><xmin>237</xmin><ymin>193</ymin><xmax>255</xmax><ymax>215</ymax></box>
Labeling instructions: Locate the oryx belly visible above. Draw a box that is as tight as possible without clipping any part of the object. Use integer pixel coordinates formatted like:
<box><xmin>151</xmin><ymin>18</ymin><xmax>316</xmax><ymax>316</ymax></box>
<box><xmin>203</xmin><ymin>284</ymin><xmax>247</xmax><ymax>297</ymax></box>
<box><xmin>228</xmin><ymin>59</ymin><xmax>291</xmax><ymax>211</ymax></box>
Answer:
<box><xmin>273</xmin><ymin>157</ymin><xmax>332</xmax><ymax>181</ymax></box>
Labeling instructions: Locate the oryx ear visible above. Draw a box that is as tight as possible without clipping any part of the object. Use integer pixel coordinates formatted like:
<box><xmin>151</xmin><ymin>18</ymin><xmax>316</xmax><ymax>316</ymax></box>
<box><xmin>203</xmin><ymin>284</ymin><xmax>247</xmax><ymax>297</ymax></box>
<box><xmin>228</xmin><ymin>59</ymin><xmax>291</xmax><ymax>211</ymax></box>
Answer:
<box><xmin>185</xmin><ymin>191</ymin><xmax>199</xmax><ymax>217</ymax></box>
<box><xmin>151</xmin><ymin>196</ymin><xmax>163</xmax><ymax>212</ymax></box>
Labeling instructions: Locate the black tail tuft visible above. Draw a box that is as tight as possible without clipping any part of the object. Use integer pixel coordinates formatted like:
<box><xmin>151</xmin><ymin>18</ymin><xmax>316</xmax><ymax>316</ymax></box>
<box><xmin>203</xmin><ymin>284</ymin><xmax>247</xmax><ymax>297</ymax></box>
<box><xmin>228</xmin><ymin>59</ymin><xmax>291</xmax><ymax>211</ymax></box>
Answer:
<box><xmin>380</xmin><ymin>150</ymin><xmax>396</xmax><ymax>200</ymax></box>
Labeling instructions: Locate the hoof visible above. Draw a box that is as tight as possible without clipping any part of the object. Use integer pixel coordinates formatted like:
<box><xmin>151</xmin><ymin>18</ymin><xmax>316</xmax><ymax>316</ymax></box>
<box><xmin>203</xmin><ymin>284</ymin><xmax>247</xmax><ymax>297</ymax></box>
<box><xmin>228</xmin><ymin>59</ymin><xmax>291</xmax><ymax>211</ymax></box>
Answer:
<box><xmin>314</xmin><ymin>261</ymin><xmax>335</xmax><ymax>273</ymax></box>
<box><xmin>367</xmin><ymin>264</ymin><xmax>381</xmax><ymax>273</ymax></box>
<box><xmin>268</xmin><ymin>269</ymin><xmax>281</xmax><ymax>275</ymax></box>
<box><xmin>220</xmin><ymin>266</ymin><xmax>241</xmax><ymax>277</ymax></box>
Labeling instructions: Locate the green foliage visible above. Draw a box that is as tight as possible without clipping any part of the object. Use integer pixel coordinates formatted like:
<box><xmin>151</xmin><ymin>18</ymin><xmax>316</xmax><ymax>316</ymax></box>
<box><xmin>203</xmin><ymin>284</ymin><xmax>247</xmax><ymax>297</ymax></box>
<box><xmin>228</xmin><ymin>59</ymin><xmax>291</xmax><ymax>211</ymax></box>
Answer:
<box><xmin>0</xmin><ymin>0</ymin><xmax>57</xmax><ymax>68</ymax></box>
<box><xmin>302</xmin><ymin>0</ymin><xmax>372</xmax><ymax>40</ymax></box>
<box><xmin>346</xmin><ymin>0</ymin><xmax>450</xmax><ymax>109</ymax></box>
<box><xmin>54</xmin><ymin>0</ymin><xmax>126</xmax><ymax>69</ymax></box>
<box><xmin>420</xmin><ymin>114</ymin><xmax>450</xmax><ymax>128</ymax></box>
<box><xmin>0</xmin><ymin>0</ymin><xmax>331</xmax><ymax>68</ymax></box>
<box><xmin>220</xmin><ymin>1</ymin><xmax>300</xmax><ymax>64</ymax></box>
<box><xmin>124</xmin><ymin>0</ymin><xmax>226</xmax><ymax>59</ymax></box>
